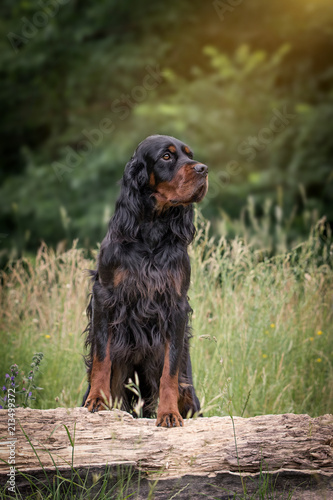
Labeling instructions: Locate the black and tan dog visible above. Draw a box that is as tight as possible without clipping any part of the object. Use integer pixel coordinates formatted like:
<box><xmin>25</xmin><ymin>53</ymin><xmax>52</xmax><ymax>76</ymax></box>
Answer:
<box><xmin>83</xmin><ymin>135</ymin><xmax>208</xmax><ymax>427</ymax></box>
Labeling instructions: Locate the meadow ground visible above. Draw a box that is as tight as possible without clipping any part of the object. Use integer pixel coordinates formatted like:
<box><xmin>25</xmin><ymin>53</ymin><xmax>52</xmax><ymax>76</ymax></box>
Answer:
<box><xmin>0</xmin><ymin>214</ymin><xmax>332</xmax><ymax>417</ymax></box>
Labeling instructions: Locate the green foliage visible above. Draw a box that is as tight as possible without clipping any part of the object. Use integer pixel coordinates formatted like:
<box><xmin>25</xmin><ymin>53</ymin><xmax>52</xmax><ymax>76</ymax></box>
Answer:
<box><xmin>0</xmin><ymin>0</ymin><xmax>333</xmax><ymax>259</ymax></box>
<box><xmin>270</xmin><ymin>103</ymin><xmax>333</xmax><ymax>222</ymax></box>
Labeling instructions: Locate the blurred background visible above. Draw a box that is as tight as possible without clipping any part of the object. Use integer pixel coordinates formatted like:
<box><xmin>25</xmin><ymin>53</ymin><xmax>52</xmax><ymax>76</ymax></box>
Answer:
<box><xmin>1</xmin><ymin>0</ymin><xmax>333</xmax><ymax>261</ymax></box>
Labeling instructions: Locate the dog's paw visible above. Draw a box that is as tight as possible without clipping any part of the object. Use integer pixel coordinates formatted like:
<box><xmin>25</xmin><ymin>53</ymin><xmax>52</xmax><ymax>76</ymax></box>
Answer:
<box><xmin>156</xmin><ymin>411</ymin><xmax>183</xmax><ymax>428</ymax></box>
<box><xmin>84</xmin><ymin>393</ymin><xmax>109</xmax><ymax>413</ymax></box>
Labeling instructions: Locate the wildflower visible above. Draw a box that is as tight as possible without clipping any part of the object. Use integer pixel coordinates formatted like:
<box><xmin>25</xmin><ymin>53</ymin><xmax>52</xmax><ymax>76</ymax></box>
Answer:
<box><xmin>11</xmin><ymin>376</ymin><xmax>15</xmax><ymax>381</ymax></box>
<box><xmin>309</xmin><ymin>337</ymin><xmax>314</xmax><ymax>342</ymax></box>
<box><xmin>317</xmin><ymin>331</ymin><xmax>323</xmax><ymax>336</ymax></box>
<box><xmin>5</xmin><ymin>374</ymin><xmax>9</xmax><ymax>379</ymax></box>
<box><xmin>22</xmin><ymin>388</ymin><xmax>26</xmax><ymax>391</ymax></box>
<box><xmin>262</xmin><ymin>354</ymin><xmax>268</xmax><ymax>359</ymax></box>
<box><xmin>45</xmin><ymin>335</ymin><xmax>51</xmax><ymax>339</ymax></box>
<box><xmin>2</xmin><ymin>386</ymin><xmax>6</xmax><ymax>391</ymax></box>
<box><xmin>315</xmin><ymin>358</ymin><xmax>322</xmax><ymax>363</ymax></box>
<box><xmin>270</xmin><ymin>323</ymin><xmax>275</xmax><ymax>328</ymax></box>
<box><xmin>0</xmin><ymin>406</ymin><xmax>2</xmax><ymax>409</ymax></box>
<box><xmin>28</xmin><ymin>392</ymin><xmax>32</xmax><ymax>397</ymax></box>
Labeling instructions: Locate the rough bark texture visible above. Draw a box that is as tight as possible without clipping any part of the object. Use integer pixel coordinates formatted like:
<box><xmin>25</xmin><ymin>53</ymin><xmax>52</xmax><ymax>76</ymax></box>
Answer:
<box><xmin>0</xmin><ymin>408</ymin><xmax>332</xmax><ymax>499</ymax></box>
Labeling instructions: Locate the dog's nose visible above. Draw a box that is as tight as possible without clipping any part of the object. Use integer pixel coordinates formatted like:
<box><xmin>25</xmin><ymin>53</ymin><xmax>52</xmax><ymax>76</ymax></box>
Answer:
<box><xmin>194</xmin><ymin>163</ymin><xmax>208</xmax><ymax>176</ymax></box>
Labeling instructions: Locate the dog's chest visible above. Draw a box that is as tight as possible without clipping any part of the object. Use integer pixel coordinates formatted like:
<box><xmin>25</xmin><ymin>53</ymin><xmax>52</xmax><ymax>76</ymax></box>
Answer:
<box><xmin>121</xmin><ymin>238</ymin><xmax>190</xmax><ymax>299</ymax></box>
<box><xmin>140</xmin><ymin>219</ymin><xmax>169</xmax><ymax>248</ymax></box>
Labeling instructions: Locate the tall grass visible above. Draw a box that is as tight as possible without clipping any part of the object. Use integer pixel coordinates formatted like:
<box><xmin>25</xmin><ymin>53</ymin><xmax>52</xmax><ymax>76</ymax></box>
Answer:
<box><xmin>0</xmin><ymin>241</ymin><xmax>94</xmax><ymax>408</ymax></box>
<box><xmin>190</xmin><ymin>213</ymin><xmax>333</xmax><ymax>417</ymax></box>
<box><xmin>0</xmin><ymin>216</ymin><xmax>332</xmax><ymax>416</ymax></box>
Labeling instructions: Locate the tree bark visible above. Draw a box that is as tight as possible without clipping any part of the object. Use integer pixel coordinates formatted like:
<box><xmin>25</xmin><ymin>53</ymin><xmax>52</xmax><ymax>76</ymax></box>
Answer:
<box><xmin>0</xmin><ymin>408</ymin><xmax>332</xmax><ymax>499</ymax></box>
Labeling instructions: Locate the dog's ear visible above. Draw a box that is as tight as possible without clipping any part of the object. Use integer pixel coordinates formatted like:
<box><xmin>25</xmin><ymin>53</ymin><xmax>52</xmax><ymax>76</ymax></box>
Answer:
<box><xmin>110</xmin><ymin>151</ymin><xmax>149</xmax><ymax>242</ymax></box>
<box><xmin>122</xmin><ymin>152</ymin><xmax>149</xmax><ymax>193</ymax></box>
<box><xmin>170</xmin><ymin>205</ymin><xmax>196</xmax><ymax>245</ymax></box>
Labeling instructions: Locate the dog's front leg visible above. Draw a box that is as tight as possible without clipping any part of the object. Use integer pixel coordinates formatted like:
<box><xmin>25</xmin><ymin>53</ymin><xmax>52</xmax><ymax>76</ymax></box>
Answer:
<box><xmin>156</xmin><ymin>313</ymin><xmax>186</xmax><ymax>428</ymax></box>
<box><xmin>84</xmin><ymin>286</ymin><xmax>111</xmax><ymax>412</ymax></box>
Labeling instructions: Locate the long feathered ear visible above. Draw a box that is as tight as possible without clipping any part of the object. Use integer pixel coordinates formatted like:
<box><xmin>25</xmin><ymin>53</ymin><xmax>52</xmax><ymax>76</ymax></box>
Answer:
<box><xmin>110</xmin><ymin>153</ymin><xmax>149</xmax><ymax>242</ymax></box>
<box><xmin>169</xmin><ymin>205</ymin><xmax>196</xmax><ymax>245</ymax></box>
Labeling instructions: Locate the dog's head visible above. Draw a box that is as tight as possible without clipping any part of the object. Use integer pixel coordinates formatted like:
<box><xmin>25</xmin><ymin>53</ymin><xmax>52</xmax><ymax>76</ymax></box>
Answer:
<box><xmin>111</xmin><ymin>135</ymin><xmax>208</xmax><ymax>241</ymax></box>
<box><xmin>123</xmin><ymin>135</ymin><xmax>208</xmax><ymax>212</ymax></box>
<box><xmin>137</xmin><ymin>135</ymin><xmax>208</xmax><ymax>211</ymax></box>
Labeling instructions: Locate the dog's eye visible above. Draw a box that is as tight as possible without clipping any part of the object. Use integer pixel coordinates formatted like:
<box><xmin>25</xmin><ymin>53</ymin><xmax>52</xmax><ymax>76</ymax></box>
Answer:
<box><xmin>162</xmin><ymin>153</ymin><xmax>171</xmax><ymax>160</ymax></box>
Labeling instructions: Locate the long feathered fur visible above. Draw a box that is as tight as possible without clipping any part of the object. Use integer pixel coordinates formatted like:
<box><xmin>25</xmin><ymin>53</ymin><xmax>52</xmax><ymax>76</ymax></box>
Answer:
<box><xmin>83</xmin><ymin>135</ymin><xmax>205</xmax><ymax>419</ymax></box>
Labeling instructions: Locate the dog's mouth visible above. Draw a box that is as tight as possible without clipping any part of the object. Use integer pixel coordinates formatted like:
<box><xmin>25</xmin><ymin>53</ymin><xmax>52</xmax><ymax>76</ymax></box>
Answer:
<box><xmin>152</xmin><ymin>168</ymin><xmax>208</xmax><ymax>212</ymax></box>
<box><xmin>191</xmin><ymin>179</ymin><xmax>208</xmax><ymax>203</ymax></box>
<box><xmin>170</xmin><ymin>177</ymin><xmax>208</xmax><ymax>206</ymax></box>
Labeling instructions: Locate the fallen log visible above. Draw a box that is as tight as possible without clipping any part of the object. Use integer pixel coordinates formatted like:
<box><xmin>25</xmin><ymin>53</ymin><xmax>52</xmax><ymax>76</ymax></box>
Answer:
<box><xmin>0</xmin><ymin>408</ymin><xmax>332</xmax><ymax>499</ymax></box>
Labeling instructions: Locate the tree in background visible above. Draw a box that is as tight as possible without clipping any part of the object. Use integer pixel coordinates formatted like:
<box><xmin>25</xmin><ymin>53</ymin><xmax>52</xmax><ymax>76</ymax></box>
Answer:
<box><xmin>0</xmin><ymin>0</ymin><xmax>332</xmax><ymax>260</ymax></box>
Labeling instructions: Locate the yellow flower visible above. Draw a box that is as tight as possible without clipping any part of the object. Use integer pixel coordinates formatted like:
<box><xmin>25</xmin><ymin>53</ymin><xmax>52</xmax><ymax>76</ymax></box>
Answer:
<box><xmin>45</xmin><ymin>334</ymin><xmax>51</xmax><ymax>339</ymax></box>
<box><xmin>262</xmin><ymin>354</ymin><xmax>267</xmax><ymax>359</ymax></box>
<box><xmin>265</xmin><ymin>330</ymin><xmax>269</xmax><ymax>335</ymax></box>
<box><xmin>315</xmin><ymin>358</ymin><xmax>322</xmax><ymax>363</ymax></box>
<box><xmin>317</xmin><ymin>331</ymin><xmax>323</xmax><ymax>336</ymax></box>
<box><xmin>309</xmin><ymin>337</ymin><xmax>314</xmax><ymax>342</ymax></box>
<box><xmin>270</xmin><ymin>323</ymin><xmax>275</xmax><ymax>328</ymax></box>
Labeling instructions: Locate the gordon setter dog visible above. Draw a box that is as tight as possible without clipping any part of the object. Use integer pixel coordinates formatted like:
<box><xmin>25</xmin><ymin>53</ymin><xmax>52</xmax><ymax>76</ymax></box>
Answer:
<box><xmin>83</xmin><ymin>134</ymin><xmax>208</xmax><ymax>427</ymax></box>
